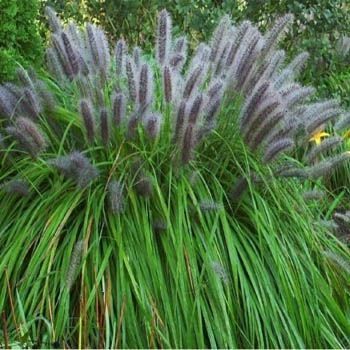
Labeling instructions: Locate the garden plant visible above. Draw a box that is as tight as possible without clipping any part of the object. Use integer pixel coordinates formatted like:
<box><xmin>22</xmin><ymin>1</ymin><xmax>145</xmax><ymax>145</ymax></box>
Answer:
<box><xmin>0</xmin><ymin>6</ymin><xmax>349</xmax><ymax>348</ymax></box>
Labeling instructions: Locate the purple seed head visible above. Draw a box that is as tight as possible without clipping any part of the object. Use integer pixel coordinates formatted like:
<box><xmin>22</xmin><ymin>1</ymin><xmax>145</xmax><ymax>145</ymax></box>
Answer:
<box><xmin>79</xmin><ymin>99</ymin><xmax>95</xmax><ymax>143</ymax></box>
<box><xmin>113</xmin><ymin>92</ymin><xmax>126</xmax><ymax>127</ymax></box>
<box><xmin>61</xmin><ymin>32</ymin><xmax>79</xmax><ymax>76</ymax></box>
<box><xmin>115</xmin><ymin>39</ymin><xmax>127</xmax><ymax>76</ymax></box>
<box><xmin>0</xmin><ymin>179</ymin><xmax>30</xmax><ymax>197</ymax></box>
<box><xmin>145</xmin><ymin>113</ymin><xmax>161</xmax><ymax>139</ymax></box>
<box><xmin>156</xmin><ymin>9</ymin><xmax>172</xmax><ymax>65</ymax></box>
<box><xmin>163</xmin><ymin>65</ymin><xmax>173</xmax><ymax>103</ymax></box>
<box><xmin>100</xmin><ymin>108</ymin><xmax>109</xmax><ymax>146</ymax></box>
<box><xmin>188</xmin><ymin>93</ymin><xmax>203</xmax><ymax>125</ymax></box>
<box><xmin>126</xmin><ymin>57</ymin><xmax>137</xmax><ymax>103</ymax></box>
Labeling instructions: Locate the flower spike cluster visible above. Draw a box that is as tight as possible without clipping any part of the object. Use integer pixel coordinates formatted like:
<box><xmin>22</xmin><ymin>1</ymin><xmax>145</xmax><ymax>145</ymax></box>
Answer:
<box><xmin>0</xmin><ymin>7</ymin><xmax>349</xmax><ymax>203</ymax></box>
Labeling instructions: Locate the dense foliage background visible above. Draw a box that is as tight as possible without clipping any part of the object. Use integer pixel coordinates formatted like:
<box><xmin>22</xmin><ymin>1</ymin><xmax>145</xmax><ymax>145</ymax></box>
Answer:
<box><xmin>1</xmin><ymin>0</ymin><xmax>349</xmax><ymax>102</ymax></box>
<box><xmin>0</xmin><ymin>0</ymin><xmax>43</xmax><ymax>80</ymax></box>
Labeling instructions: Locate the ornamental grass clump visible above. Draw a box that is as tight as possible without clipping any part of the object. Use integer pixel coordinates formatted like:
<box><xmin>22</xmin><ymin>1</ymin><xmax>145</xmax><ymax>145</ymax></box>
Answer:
<box><xmin>0</xmin><ymin>8</ymin><xmax>349</xmax><ymax>348</ymax></box>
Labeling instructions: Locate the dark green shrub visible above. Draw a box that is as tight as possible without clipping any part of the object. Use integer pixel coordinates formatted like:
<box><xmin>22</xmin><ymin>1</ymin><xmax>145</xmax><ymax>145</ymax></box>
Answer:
<box><xmin>0</xmin><ymin>0</ymin><xmax>43</xmax><ymax>81</ymax></box>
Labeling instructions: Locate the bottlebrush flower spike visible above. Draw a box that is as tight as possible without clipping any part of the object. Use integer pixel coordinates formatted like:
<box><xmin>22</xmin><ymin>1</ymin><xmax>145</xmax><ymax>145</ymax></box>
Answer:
<box><xmin>115</xmin><ymin>39</ymin><xmax>127</xmax><ymax>76</ymax></box>
<box><xmin>230</xmin><ymin>29</ymin><xmax>262</xmax><ymax>89</ymax></box>
<box><xmin>50</xmin><ymin>151</ymin><xmax>99</xmax><ymax>188</ymax></box>
<box><xmin>169</xmin><ymin>53</ymin><xmax>185</xmax><ymax>71</ymax></box>
<box><xmin>6</xmin><ymin>128</ymin><xmax>38</xmax><ymax>159</ymax></box>
<box><xmin>52</xmin><ymin>34</ymin><xmax>74</xmax><ymax>79</ymax></box>
<box><xmin>202</xmin><ymin>97</ymin><xmax>221</xmax><ymax>126</ymax></box>
<box><xmin>207</xmin><ymin>79</ymin><xmax>224</xmax><ymax>99</ymax></box>
<box><xmin>79</xmin><ymin>99</ymin><xmax>95</xmax><ymax>143</ymax></box>
<box><xmin>275</xmin><ymin>165</ymin><xmax>308</xmax><ymax>179</ymax></box>
<box><xmin>66</xmin><ymin>240</ymin><xmax>84</xmax><ymax>290</ymax></box>
<box><xmin>16</xmin><ymin>117</ymin><xmax>47</xmax><ymax>151</ymax></box>
<box><xmin>285</xmin><ymin>52</ymin><xmax>310</xmax><ymax>78</ymax></box>
<box><xmin>112</xmin><ymin>92</ymin><xmax>126</xmax><ymax>127</ymax></box>
<box><xmin>307</xmin><ymin>136</ymin><xmax>343</xmax><ymax>164</ymax></box>
<box><xmin>174</xmin><ymin>36</ymin><xmax>187</xmax><ymax>56</ymax></box>
<box><xmin>108</xmin><ymin>180</ymin><xmax>125</xmax><ymax>214</ymax></box>
<box><xmin>334</xmin><ymin>112</ymin><xmax>350</xmax><ymax>132</ymax></box>
<box><xmin>306</xmin><ymin>107</ymin><xmax>342</xmax><ymax>136</ymax></box>
<box><xmin>46</xmin><ymin>48</ymin><xmax>65</xmax><ymax>80</ymax></box>
<box><xmin>243</xmin><ymin>49</ymin><xmax>285</xmax><ymax>94</ymax></box>
<box><xmin>209</xmin><ymin>15</ymin><xmax>231</xmax><ymax>62</ymax></box>
<box><xmin>261</xmin><ymin>14</ymin><xmax>294</xmax><ymax>59</ymax></box>
<box><xmin>248</xmin><ymin>109</ymin><xmax>285</xmax><ymax>150</ymax></box>
<box><xmin>86</xmin><ymin>24</ymin><xmax>100</xmax><ymax>67</ymax></box>
<box><xmin>126</xmin><ymin>57</ymin><xmax>137</xmax><ymax>103</ymax></box>
<box><xmin>144</xmin><ymin>113</ymin><xmax>161</xmax><ymax>139</ymax></box>
<box><xmin>173</xmin><ymin>100</ymin><xmax>186</xmax><ymax>143</ymax></box>
<box><xmin>45</xmin><ymin>6</ymin><xmax>62</xmax><ymax>33</ymax></box>
<box><xmin>156</xmin><ymin>9</ymin><xmax>172</xmax><ymax>66</ymax></box>
<box><xmin>100</xmin><ymin>108</ymin><xmax>109</xmax><ymax>146</ymax></box>
<box><xmin>181</xmin><ymin>123</ymin><xmax>195</xmax><ymax>164</ymax></box>
<box><xmin>0</xmin><ymin>179</ymin><xmax>30</xmax><ymax>197</ymax></box>
<box><xmin>16</xmin><ymin>67</ymin><xmax>35</xmax><ymax>90</ymax></box>
<box><xmin>280</xmin><ymin>84</ymin><xmax>315</xmax><ymax>109</ymax></box>
<box><xmin>225</xmin><ymin>21</ymin><xmax>251</xmax><ymax>68</ymax></box>
<box><xmin>0</xmin><ymin>85</ymin><xmax>17</xmax><ymax>118</ymax></box>
<box><xmin>6</xmin><ymin>117</ymin><xmax>46</xmax><ymax>158</ymax></box>
<box><xmin>133</xmin><ymin>46</ymin><xmax>141</xmax><ymax>69</ymax></box>
<box><xmin>242</xmin><ymin>95</ymin><xmax>281</xmax><ymax>141</ymax></box>
<box><xmin>138</xmin><ymin>62</ymin><xmax>153</xmax><ymax>108</ymax></box>
<box><xmin>127</xmin><ymin>112</ymin><xmax>139</xmax><ymax>139</ymax></box>
<box><xmin>135</xmin><ymin>174</ymin><xmax>153</xmax><ymax>197</ymax></box>
<box><xmin>239</xmin><ymin>81</ymin><xmax>270</xmax><ymax>132</ymax></box>
<box><xmin>22</xmin><ymin>88</ymin><xmax>41</xmax><ymax>119</ymax></box>
<box><xmin>308</xmin><ymin>152</ymin><xmax>350</xmax><ymax>179</ymax></box>
<box><xmin>163</xmin><ymin>65</ymin><xmax>173</xmax><ymax>103</ymax></box>
<box><xmin>35</xmin><ymin>80</ymin><xmax>56</xmax><ymax>112</ymax></box>
<box><xmin>183</xmin><ymin>65</ymin><xmax>203</xmax><ymax>99</ymax></box>
<box><xmin>61</xmin><ymin>32</ymin><xmax>79</xmax><ymax>76</ymax></box>
<box><xmin>263</xmin><ymin>138</ymin><xmax>294</xmax><ymax>163</ymax></box>
<box><xmin>187</xmin><ymin>93</ymin><xmax>203</xmax><ymax>125</ymax></box>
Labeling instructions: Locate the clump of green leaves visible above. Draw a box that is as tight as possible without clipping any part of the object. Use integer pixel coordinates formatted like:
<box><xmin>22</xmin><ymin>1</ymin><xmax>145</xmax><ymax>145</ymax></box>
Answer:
<box><xmin>0</xmin><ymin>0</ymin><xmax>43</xmax><ymax>81</ymax></box>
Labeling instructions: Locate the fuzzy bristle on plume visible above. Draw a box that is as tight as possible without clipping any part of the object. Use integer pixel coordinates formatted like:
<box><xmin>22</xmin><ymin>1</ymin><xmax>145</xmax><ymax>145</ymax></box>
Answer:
<box><xmin>61</xmin><ymin>32</ymin><xmax>79</xmax><ymax>76</ymax></box>
<box><xmin>66</xmin><ymin>240</ymin><xmax>84</xmax><ymax>290</ymax></box>
<box><xmin>263</xmin><ymin>138</ymin><xmax>294</xmax><ymax>163</ymax></box>
<box><xmin>113</xmin><ymin>92</ymin><xmax>126</xmax><ymax>127</ymax></box>
<box><xmin>156</xmin><ymin>9</ymin><xmax>172</xmax><ymax>66</ymax></box>
<box><xmin>0</xmin><ymin>179</ymin><xmax>30</xmax><ymax>197</ymax></box>
<box><xmin>187</xmin><ymin>93</ymin><xmax>203</xmax><ymax>125</ymax></box>
<box><xmin>115</xmin><ymin>39</ymin><xmax>127</xmax><ymax>77</ymax></box>
<box><xmin>308</xmin><ymin>153</ymin><xmax>350</xmax><ymax>179</ymax></box>
<box><xmin>138</xmin><ymin>63</ymin><xmax>153</xmax><ymax>108</ymax></box>
<box><xmin>183</xmin><ymin>65</ymin><xmax>203</xmax><ymax>99</ymax></box>
<box><xmin>108</xmin><ymin>180</ymin><xmax>125</xmax><ymax>214</ymax></box>
<box><xmin>163</xmin><ymin>65</ymin><xmax>173</xmax><ymax>103</ymax></box>
<box><xmin>100</xmin><ymin>108</ymin><xmax>109</xmax><ymax>146</ymax></box>
<box><xmin>261</xmin><ymin>14</ymin><xmax>294</xmax><ymax>59</ymax></box>
<box><xmin>144</xmin><ymin>113</ymin><xmax>161</xmax><ymax>139</ymax></box>
<box><xmin>79</xmin><ymin>99</ymin><xmax>95</xmax><ymax>143</ymax></box>
<box><xmin>126</xmin><ymin>57</ymin><xmax>137</xmax><ymax>103</ymax></box>
<box><xmin>45</xmin><ymin>6</ymin><xmax>62</xmax><ymax>33</ymax></box>
<box><xmin>50</xmin><ymin>151</ymin><xmax>99</xmax><ymax>188</ymax></box>
<box><xmin>209</xmin><ymin>15</ymin><xmax>231</xmax><ymax>62</ymax></box>
<box><xmin>307</xmin><ymin>136</ymin><xmax>343</xmax><ymax>164</ymax></box>
<box><xmin>181</xmin><ymin>123</ymin><xmax>195</xmax><ymax>164</ymax></box>
<box><xmin>173</xmin><ymin>100</ymin><xmax>186</xmax><ymax>143</ymax></box>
